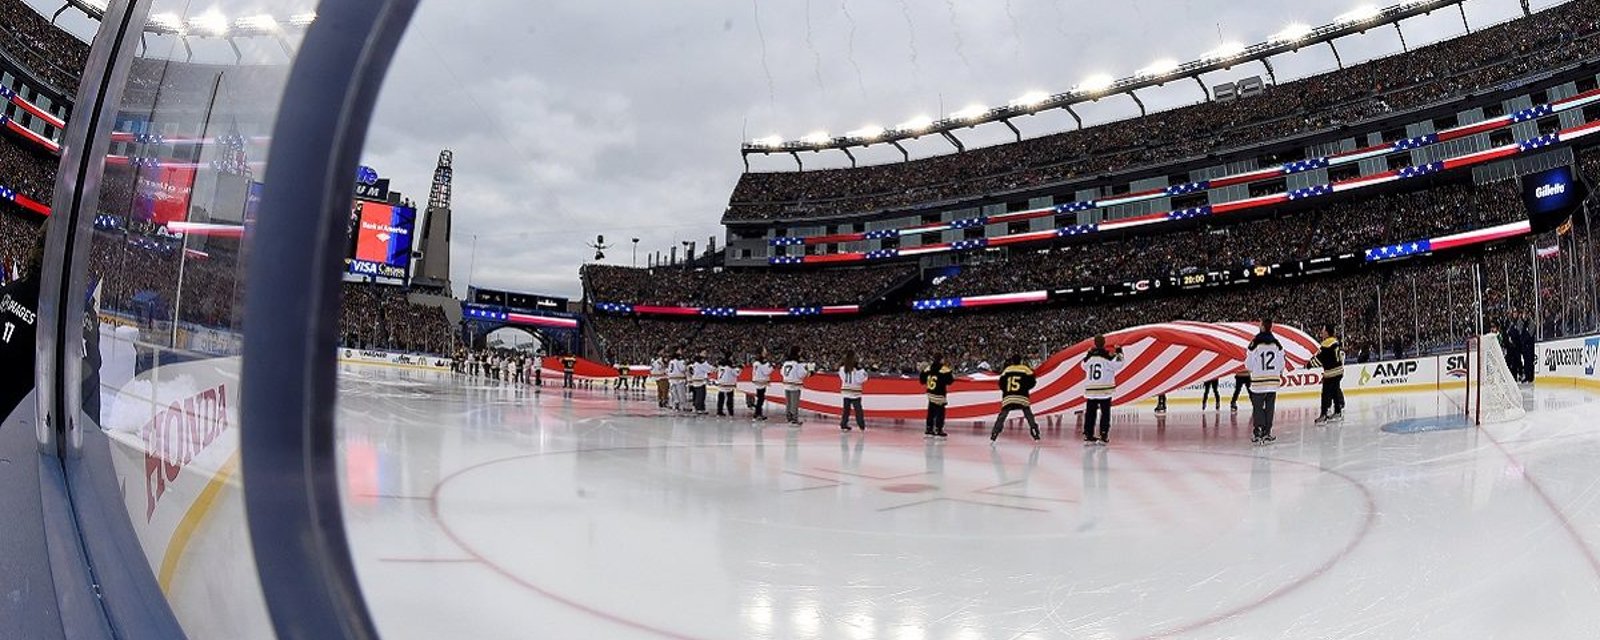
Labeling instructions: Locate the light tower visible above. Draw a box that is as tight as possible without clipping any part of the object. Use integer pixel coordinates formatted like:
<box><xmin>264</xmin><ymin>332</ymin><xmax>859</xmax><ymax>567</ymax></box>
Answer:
<box><xmin>413</xmin><ymin>149</ymin><xmax>455</xmax><ymax>291</ymax></box>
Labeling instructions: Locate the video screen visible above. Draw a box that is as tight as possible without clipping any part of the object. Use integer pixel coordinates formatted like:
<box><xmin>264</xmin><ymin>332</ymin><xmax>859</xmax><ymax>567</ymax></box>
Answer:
<box><xmin>345</xmin><ymin>200</ymin><xmax>416</xmax><ymax>280</ymax></box>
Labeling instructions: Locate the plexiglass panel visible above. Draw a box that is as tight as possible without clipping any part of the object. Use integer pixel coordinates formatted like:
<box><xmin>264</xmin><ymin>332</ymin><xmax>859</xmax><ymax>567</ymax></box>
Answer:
<box><xmin>71</xmin><ymin>2</ymin><xmax>315</xmax><ymax>637</ymax></box>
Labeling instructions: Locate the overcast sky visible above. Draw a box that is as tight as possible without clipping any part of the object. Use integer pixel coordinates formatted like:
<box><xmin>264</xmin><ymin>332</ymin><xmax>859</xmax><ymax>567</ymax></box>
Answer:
<box><xmin>30</xmin><ymin>0</ymin><xmax>1559</xmax><ymax>299</ymax></box>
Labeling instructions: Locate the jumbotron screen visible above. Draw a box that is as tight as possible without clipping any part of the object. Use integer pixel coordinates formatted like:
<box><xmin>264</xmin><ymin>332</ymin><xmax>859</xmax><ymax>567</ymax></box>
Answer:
<box><xmin>345</xmin><ymin>199</ymin><xmax>417</xmax><ymax>280</ymax></box>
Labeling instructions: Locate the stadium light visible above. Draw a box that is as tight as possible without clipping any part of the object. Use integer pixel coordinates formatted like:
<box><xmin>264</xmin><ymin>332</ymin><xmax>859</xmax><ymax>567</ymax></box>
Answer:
<box><xmin>1137</xmin><ymin>59</ymin><xmax>1180</xmax><ymax>78</ymax></box>
<box><xmin>1077</xmin><ymin>74</ymin><xmax>1116</xmax><ymax>94</ymax></box>
<box><xmin>188</xmin><ymin>12</ymin><xmax>229</xmax><ymax>37</ymax></box>
<box><xmin>752</xmin><ymin>134</ymin><xmax>783</xmax><ymax>148</ymax></box>
<box><xmin>1009</xmin><ymin>91</ymin><xmax>1051</xmax><ymax>108</ymax></box>
<box><xmin>1337</xmin><ymin>5</ymin><xmax>1382</xmax><ymax>24</ymax></box>
<box><xmin>148</xmin><ymin>12</ymin><xmax>186</xmax><ymax>34</ymax></box>
<box><xmin>1205</xmin><ymin>41</ymin><xmax>1247</xmax><ymax>60</ymax></box>
<box><xmin>801</xmin><ymin>130</ymin><xmax>831</xmax><ymax>144</ymax></box>
<box><xmin>951</xmin><ymin>104</ymin><xmax>988</xmax><ymax>121</ymax></box>
<box><xmin>847</xmin><ymin>125</ymin><xmax>886</xmax><ymax>140</ymax></box>
<box><xmin>234</xmin><ymin>14</ymin><xmax>280</xmax><ymax>33</ymax></box>
<box><xmin>287</xmin><ymin>11</ymin><xmax>317</xmax><ymax>27</ymax></box>
<box><xmin>1272</xmin><ymin>23</ymin><xmax>1314</xmax><ymax>43</ymax></box>
<box><xmin>896</xmin><ymin>115</ymin><xmax>934</xmax><ymax>133</ymax></box>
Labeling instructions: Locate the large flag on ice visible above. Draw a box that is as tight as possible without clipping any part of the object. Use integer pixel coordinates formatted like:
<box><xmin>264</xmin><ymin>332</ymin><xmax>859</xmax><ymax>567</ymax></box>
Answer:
<box><xmin>750</xmin><ymin>321</ymin><xmax>1319</xmax><ymax>420</ymax></box>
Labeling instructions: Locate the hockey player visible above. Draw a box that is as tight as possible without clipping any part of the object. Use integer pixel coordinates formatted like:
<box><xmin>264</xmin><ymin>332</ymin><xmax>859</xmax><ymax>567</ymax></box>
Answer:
<box><xmin>919</xmin><ymin>354</ymin><xmax>954</xmax><ymax>437</ymax></box>
<box><xmin>1082</xmin><ymin>336</ymin><xmax>1123</xmax><ymax>445</ymax></box>
<box><xmin>561</xmin><ymin>354</ymin><xmax>578</xmax><ymax>388</ymax></box>
<box><xmin>667</xmin><ymin>350</ymin><xmax>688</xmax><ymax>411</ymax></box>
<box><xmin>0</xmin><ymin>235</ymin><xmax>42</xmax><ymax>418</ymax></box>
<box><xmin>1245</xmin><ymin>320</ymin><xmax>1287</xmax><ymax>445</ymax></box>
<box><xmin>838</xmin><ymin>351</ymin><xmax>868</xmax><ymax>431</ymax></box>
<box><xmin>1200</xmin><ymin>377</ymin><xmax>1221</xmax><ymax>411</ymax></box>
<box><xmin>780</xmin><ymin>347</ymin><xmax>809</xmax><ymax>426</ymax></box>
<box><xmin>1229</xmin><ymin>370</ymin><xmax>1250</xmax><ymax>412</ymax></box>
<box><xmin>688</xmin><ymin>354</ymin><xmax>712</xmax><ymax>415</ymax></box>
<box><xmin>750</xmin><ymin>352</ymin><xmax>774</xmax><ymax>421</ymax></box>
<box><xmin>1313</xmin><ymin>324</ymin><xmax>1346</xmax><ymax>424</ymax></box>
<box><xmin>990</xmin><ymin>355</ymin><xmax>1041</xmax><ymax>443</ymax></box>
<box><xmin>650</xmin><ymin>350</ymin><xmax>669</xmax><ymax>408</ymax></box>
<box><xmin>715</xmin><ymin>355</ymin><xmax>738</xmax><ymax>417</ymax></box>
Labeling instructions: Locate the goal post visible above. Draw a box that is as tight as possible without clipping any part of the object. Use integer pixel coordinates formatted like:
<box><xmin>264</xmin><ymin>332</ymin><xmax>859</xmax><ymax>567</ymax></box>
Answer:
<box><xmin>1464</xmin><ymin>332</ymin><xmax>1527</xmax><ymax>425</ymax></box>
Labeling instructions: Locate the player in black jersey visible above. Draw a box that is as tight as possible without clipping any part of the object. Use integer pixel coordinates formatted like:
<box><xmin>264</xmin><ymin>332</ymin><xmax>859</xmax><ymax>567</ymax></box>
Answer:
<box><xmin>920</xmin><ymin>354</ymin><xmax>955</xmax><ymax>438</ymax></box>
<box><xmin>0</xmin><ymin>235</ymin><xmax>43</xmax><ymax>418</ymax></box>
<box><xmin>1312</xmin><ymin>324</ymin><xmax>1346</xmax><ymax>424</ymax></box>
<box><xmin>990</xmin><ymin>355</ymin><xmax>1040</xmax><ymax>443</ymax></box>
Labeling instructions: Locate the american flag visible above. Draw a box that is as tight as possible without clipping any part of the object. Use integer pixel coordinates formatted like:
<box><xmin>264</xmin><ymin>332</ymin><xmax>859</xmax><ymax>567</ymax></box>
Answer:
<box><xmin>746</xmin><ymin>321</ymin><xmax>1318</xmax><ymax>420</ymax></box>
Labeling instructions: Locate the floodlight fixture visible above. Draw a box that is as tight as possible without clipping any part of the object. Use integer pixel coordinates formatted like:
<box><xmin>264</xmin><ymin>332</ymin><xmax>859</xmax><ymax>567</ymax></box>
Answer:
<box><xmin>897</xmin><ymin>115</ymin><xmax>934</xmax><ymax>132</ymax></box>
<box><xmin>1077</xmin><ymin>74</ymin><xmax>1116</xmax><ymax>94</ymax></box>
<box><xmin>1338</xmin><ymin>4</ymin><xmax>1382</xmax><ymax>24</ymax></box>
<box><xmin>1272</xmin><ymin>23</ymin><xmax>1314</xmax><ymax>43</ymax></box>
<box><xmin>1206</xmin><ymin>41</ymin><xmax>1247</xmax><ymax>60</ymax></box>
<box><xmin>149</xmin><ymin>12</ymin><xmax>186</xmax><ymax>34</ymax></box>
<box><xmin>287</xmin><ymin>11</ymin><xmax>317</xmax><ymax>27</ymax></box>
<box><xmin>752</xmin><ymin>135</ymin><xmax>783</xmax><ymax>148</ymax></box>
<box><xmin>1137</xmin><ymin>59</ymin><xmax>1179</xmax><ymax>78</ymax></box>
<box><xmin>951</xmin><ymin>104</ymin><xmax>988</xmax><ymax>121</ymax></box>
<box><xmin>234</xmin><ymin>14</ymin><xmax>280</xmax><ymax>33</ymax></box>
<box><xmin>800</xmin><ymin>130</ymin><xmax>831</xmax><ymax>144</ymax></box>
<box><xmin>847</xmin><ymin>125</ymin><xmax>886</xmax><ymax>140</ymax></box>
<box><xmin>1009</xmin><ymin>91</ymin><xmax>1051</xmax><ymax>108</ymax></box>
<box><xmin>188</xmin><ymin>12</ymin><xmax>229</xmax><ymax>37</ymax></box>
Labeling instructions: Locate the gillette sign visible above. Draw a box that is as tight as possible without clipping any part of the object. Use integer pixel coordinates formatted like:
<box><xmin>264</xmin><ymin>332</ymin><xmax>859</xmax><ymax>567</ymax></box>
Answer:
<box><xmin>1522</xmin><ymin>166</ymin><xmax>1584</xmax><ymax>233</ymax></box>
<box><xmin>1535</xmin><ymin>182</ymin><xmax>1566</xmax><ymax>199</ymax></box>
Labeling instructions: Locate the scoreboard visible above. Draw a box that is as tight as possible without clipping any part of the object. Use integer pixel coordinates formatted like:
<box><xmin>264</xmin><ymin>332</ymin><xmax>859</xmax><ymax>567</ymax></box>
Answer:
<box><xmin>470</xmin><ymin>287</ymin><xmax>569</xmax><ymax>313</ymax></box>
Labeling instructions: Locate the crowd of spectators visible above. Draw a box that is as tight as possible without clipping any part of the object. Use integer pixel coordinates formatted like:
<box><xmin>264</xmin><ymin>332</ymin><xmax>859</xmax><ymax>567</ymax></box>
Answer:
<box><xmin>0</xmin><ymin>208</ymin><xmax>41</xmax><ymax>277</ymax></box>
<box><xmin>591</xmin><ymin>239</ymin><xmax>1575</xmax><ymax>374</ymax></box>
<box><xmin>0</xmin><ymin>0</ymin><xmax>88</xmax><ymax>92</ymax></box>
<box><xmin>582</xmin><ymin>263</ymin><xmax>916</xmax><ymax>308</ymax></box>
<box><xmin>0</xmin><ymin>135</ymin><xmax>61</xmax><ymax>204</ymax></box>
<box><xmin>726</xmin><ymin>0</ymin><xmax>1600</xmax><ymax>221</ymax></box>
<box><xmin>930</xmin><ymin>179</ymin><xmax>1524</xmax><ymax>297</ymax></box>
<box><xmin>339</xmin><ymin>282</ymin><xmax>457</xmax><ymax>356</ymax></box>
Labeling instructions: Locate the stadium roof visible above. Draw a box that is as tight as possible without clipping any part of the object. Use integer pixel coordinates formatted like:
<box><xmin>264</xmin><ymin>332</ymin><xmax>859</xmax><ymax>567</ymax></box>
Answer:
<box><xmin>741</xmin><ymin>0</ymin><xmax>1489</xmax><ymax>166</ymax></box>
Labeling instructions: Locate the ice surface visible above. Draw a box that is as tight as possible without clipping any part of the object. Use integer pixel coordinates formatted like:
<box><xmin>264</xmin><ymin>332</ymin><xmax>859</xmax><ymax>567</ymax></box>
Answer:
<box><xmin>337</xmin><ymin>365</ymin><xmax>1600</xmax><ymax>639</ymax></box>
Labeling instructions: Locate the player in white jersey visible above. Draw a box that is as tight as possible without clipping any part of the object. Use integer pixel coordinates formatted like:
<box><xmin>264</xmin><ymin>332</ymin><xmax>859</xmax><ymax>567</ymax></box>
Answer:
<box><xmin>749</xmin><ymin>353</ymin><xmax>774</xmax><ymax>421</ymax></box>
<box><xmin>688</xmin><ymin>354</ymin><xmax>713</xmax><ymax>415</ymax></box>
<box><xmin>780</xmin><ymin>347</ymin><xmax>810</xmax><ymax>426</ymax></box>
<box><xmin>1245</xmin><ymin>320</ymin><xmax>1287</xmax><ymax>445</ymax></box>
<box><xmin>650</xmin><ymin>351</ymin><xmax>669</xmax><ymax>408</ymax></box>
<box><xmin>1081</xmin><ymin>335</ymin><xmax>1124</xmax><ymax>445</ymax></box>
<box><xmin>837</xmin><ymin>351</ymin><xmax>868</xmax><ymax>431</ymax></box>
<box><xmin>667</xmin><ymin>351</ymin><xmax>688</xmax><ymax>411</ymax></box>
<box><xmin>714</xmin><ymin>355</ymin><xmax>739</xmax><ymax>417</ymax></box>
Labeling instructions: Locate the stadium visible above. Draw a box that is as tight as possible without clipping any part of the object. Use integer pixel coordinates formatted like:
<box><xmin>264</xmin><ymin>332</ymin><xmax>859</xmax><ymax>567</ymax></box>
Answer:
<box><xmin>3</xmin><ymin>0</ymin><xmax>1600</xmax><ymax>638</ymax></box>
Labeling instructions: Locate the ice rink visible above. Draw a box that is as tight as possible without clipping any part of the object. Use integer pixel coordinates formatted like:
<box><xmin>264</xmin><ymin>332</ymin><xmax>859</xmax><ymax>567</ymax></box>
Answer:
<box><xmin>336</xmin><ymin>366</ymin><xmax>1600</xmax><ymax>639</ymax></box>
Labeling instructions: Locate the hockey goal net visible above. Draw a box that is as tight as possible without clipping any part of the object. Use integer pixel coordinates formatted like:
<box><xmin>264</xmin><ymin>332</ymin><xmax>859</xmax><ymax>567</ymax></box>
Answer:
<box><xmin>1463</xmin><ymin>332</ymin><xmax>1526</xmax><ymax>424</ymax></box>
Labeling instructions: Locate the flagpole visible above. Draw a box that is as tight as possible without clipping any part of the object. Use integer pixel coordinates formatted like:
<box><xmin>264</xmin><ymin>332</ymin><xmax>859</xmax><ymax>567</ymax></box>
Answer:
<box><xmin>1532</xmin><ymin>243</ymin><xmax>1542</xmax><ymax>341</ymax></box>
<box><xmin>171</xmin><ymin>231</ymin><xmax>190</xmax><ymax>347</ymax></box>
